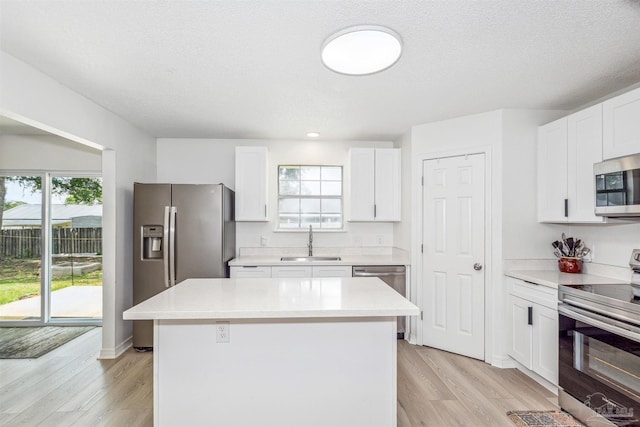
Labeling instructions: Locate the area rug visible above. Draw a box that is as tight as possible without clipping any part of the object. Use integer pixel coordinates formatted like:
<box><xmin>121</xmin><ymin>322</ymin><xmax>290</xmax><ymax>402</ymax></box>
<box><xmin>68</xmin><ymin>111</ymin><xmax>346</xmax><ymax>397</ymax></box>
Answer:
<box><xmin>0</xmin><ymin>326</ymin><xmax>95</xmax><ymax>359</ymax></box>
<box><xmin>507</xmin><ymin>410</ymin><xmax>585</xmax><ymax>427</ymax></box>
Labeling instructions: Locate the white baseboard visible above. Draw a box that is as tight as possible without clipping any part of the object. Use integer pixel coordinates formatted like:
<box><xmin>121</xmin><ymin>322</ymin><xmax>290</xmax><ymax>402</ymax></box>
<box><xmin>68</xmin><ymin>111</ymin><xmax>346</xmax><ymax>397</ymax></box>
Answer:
<box><xmin>98</xmin><ymin>335</ymin><xmax>132</xmax><ymax>359</ymax></box>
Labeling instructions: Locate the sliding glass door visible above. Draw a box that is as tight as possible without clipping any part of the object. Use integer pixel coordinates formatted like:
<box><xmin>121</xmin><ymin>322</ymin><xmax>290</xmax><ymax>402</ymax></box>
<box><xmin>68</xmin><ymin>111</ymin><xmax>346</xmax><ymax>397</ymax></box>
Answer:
<box><xmin>0</xmin><ymin>175</ymin><xmax>43</xmax><ymax>322</ymax></box>
<box><xmin>0</xmin><ymin>173</ymin><xmax>102</xmax><ymax>325</ymax></box>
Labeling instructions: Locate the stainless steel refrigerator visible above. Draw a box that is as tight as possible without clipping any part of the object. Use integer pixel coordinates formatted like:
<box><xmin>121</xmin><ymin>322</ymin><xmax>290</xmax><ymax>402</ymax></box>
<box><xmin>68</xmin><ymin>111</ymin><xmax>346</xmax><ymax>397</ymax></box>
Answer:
<box><xmin>132</xmin><ymin>183</ymin><xmax>235</xmax><ymax>349</ymax></box>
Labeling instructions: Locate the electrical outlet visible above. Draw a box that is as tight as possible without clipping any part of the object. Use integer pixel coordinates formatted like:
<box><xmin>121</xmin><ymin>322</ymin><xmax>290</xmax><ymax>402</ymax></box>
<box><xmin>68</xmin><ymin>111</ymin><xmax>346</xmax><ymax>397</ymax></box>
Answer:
<box><xmin>216</xmin><ymin>322</ymin><xmax>230</xmax><ymax>343</ymax></box>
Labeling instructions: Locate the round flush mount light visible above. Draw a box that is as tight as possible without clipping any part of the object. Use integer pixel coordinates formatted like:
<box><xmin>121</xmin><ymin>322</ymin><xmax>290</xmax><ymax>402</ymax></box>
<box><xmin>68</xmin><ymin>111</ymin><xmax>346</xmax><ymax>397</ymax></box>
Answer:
<box><xmin>306</xmin><ymin>132</ymin><xmax>320</xmax><ymax>138</ymax></box>
<box><xmin>321</xmin><ymin>25</ymin><xmax>402</xmax><ymax>76</ymax></box>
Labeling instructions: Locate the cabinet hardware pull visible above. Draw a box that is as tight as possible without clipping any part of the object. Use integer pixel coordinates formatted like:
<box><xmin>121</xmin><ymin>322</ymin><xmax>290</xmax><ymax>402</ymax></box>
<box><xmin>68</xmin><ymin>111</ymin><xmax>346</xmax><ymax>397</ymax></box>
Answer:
<box><xmin>564</xmin><ymin>199</ymin><xmax>568</xmax><ymax>217</ymax></box>
<box><xmin>527</xmin><ymin>306</ymin><xmax>533</xmax><ymax>325</ymax></box>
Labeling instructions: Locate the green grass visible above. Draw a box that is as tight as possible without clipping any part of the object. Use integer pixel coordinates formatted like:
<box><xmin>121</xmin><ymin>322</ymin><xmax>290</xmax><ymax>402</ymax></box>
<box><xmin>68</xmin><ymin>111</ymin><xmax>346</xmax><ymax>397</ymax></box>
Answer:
<box><xmin>0</xmin><ymin>258</ymin><xmax>102</xmax><ymax>306</ymax></box>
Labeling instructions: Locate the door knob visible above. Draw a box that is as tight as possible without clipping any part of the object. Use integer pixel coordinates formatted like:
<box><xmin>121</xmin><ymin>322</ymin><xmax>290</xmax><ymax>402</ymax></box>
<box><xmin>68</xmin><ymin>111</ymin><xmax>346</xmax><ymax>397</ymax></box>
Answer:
<box><xmin>473</xmin><ymin>263</ymin><xmax>483</xmax><ymax>271</ymax></box>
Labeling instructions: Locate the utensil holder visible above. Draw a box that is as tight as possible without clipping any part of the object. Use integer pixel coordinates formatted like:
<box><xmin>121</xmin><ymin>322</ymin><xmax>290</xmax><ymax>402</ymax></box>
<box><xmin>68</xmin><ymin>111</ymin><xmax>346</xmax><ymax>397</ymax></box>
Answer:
<box><xmin>558</xmin><ymin>257</ymin><xmax>582</xmax><ymax>274</ymax></box>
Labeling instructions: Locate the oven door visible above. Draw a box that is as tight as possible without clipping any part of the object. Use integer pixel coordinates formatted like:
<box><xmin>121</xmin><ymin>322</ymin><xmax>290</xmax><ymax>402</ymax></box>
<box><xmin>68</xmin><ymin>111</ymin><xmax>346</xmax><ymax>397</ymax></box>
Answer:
<box><xmin>558</xmin><ymin>304</ymin><xmax>640</xmax><ymax>426</ymax></box>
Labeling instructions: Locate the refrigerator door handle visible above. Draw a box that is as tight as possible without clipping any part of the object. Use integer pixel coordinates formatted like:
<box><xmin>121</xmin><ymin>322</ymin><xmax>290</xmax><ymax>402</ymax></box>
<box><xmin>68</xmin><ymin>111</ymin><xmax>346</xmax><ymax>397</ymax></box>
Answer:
<box><xmin>169</xmin><ymin>206</ymin><xmax>177</xmax><ymax>286</ymax></box>
<box><xmin>163</xmin><ymin>206</ymin><xmax>170</xmax><ymax>288</ymax></box>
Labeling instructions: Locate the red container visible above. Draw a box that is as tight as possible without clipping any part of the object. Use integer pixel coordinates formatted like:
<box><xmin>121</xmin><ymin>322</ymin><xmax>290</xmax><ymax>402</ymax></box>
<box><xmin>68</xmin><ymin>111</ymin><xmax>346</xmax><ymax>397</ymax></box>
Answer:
<box><xmin>558</xmin><ymin>257</ymin><xmax>583</xmax><ymax>274</ymax></box>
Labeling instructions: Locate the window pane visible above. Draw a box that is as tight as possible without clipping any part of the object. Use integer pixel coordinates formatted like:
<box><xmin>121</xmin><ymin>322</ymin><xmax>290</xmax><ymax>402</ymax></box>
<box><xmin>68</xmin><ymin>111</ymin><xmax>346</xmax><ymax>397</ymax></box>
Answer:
<box><xmin>321</xmin><ymin>199</ymin><xmax>341</xmax><ymax>213</ymax></box>
<box><xmin>0</xmin><ymin>175</ymin><xmax>42</xmax><ymax>322</ymax></box>
<box><xmin>301</xmin><ymin>166</ymin><xmax>320</xmax><ymax>180</ymax></box>
<box><xmin>301</xmin><ymin>199</ymin><xmax>320</xmax><ymax>213</ymax></box>
<box><xmin>321</xmin><ymin>214</ymin><xmax>342</xmax><ymax>228</ymax></box>
<box><xmin>279</xmin><ymin>166</ymin><xmax>300</xmax><ymax>180</ymax></box>
<box><xmin>300</xmin><ymin>215</ymin><xmax>321</xmax><ymax>228</ymax></box>
<box><xmin>321</xmin><ymin>167</ymin><xmax>342</xmax><ymax>181</ymax></box>
<box><xmin>322</xmin><ymin>181</ymin><xmax>342</xmax><ymax>196</ymax></box>
<box><xmin>279</xmin><ymin>198</ymin><xmax>300</xmax><ymax>213</ymax></box>
<box><xmin>300</xmin><ymin>181</ymin><xmax>320</xmax><ymax>196</ymax></box>
<box><xmin>279</xmin><ymin>214</ymin><xmax>300</xmax><ymax>228</ymax></box>
<box><xmin>279</xmin><ymin>180</ymin><xmax>299</xmax><ymax>195</ymax></box>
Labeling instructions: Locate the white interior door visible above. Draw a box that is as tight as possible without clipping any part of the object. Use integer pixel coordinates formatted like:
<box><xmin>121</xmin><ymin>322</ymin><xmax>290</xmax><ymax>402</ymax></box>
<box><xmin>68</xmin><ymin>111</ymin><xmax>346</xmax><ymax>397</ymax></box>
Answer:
<box><xmin>422</xmin><ymin>154</ymin><xmax>485</xmax><ymax>360</ymax></box>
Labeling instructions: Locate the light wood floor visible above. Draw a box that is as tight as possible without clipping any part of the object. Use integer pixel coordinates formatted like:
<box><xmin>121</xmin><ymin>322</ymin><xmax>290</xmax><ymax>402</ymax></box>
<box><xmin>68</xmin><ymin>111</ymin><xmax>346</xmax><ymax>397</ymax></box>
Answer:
<box><xmin>0</xmin><ymin>328</ymin><xmax>558</xmax><ymax>426</ymax></box>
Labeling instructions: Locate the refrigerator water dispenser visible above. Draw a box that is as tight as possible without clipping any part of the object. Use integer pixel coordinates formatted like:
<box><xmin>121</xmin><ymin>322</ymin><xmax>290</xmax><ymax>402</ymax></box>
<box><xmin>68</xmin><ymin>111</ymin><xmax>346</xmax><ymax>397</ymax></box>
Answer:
<box><xmin>142</xmin><ymin>225</ymin><xmax>163</xmax><ymax>260</ymax></box>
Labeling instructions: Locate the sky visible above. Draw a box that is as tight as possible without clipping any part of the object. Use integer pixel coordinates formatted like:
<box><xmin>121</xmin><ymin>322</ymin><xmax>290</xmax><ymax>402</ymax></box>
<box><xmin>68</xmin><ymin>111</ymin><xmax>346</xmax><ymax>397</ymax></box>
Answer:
<box><xmin>4</xmin><ymin>180</ymin><xmax>66</xmax><ymax>204</ymax></box>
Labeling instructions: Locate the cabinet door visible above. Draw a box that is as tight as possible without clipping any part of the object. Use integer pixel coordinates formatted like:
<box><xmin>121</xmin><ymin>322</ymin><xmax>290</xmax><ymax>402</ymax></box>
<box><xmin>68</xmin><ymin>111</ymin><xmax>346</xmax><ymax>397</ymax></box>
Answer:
<box><xmin>271</xmin><ymin>266</ymin><xmax>312</xmax><ymax>278</ymax></box>
<box><xmin>532</xmin><ymin>304</ymin><xmax>558</xmax><ymax>385</ymax></box>
<box><xmin>374</xmin><ymin>148</ymin><xmax>401</xmax><ymax>221</ymax></box>
<box><xmin>230</xmin><ymin>266</ymin><xmax>272</xmax><ymax>278</ymax></box>
<box><xmin>312</xmin><ymin>266</ymin><xmax>352</xmax><ymax>278</ymax></box>
<box><xmin>537</xmin><ymin>118</ymin><xmax>568</xmax><ymax>222</ymax></box>
<box><xmin>349</xmin><ymin>148</ymin><xmax>376</xmax><ymax>221</ymax></box>
<box><xmin>235</xmin><ymin>147</ymin><xmax>268</xmax><ymax>221</ymax></box>
<box><xmin>603</xmin><ymin>87</ymin><xmax>640</xmax><ymax>160</ymax></box>
<box><xmin>567</xmin><ymin>104</ymin><xmax>604</xmax><ymax>223</ymax></box>
<box><xmin>508</xmin><ymin>294</ymin><xmax>533</xmax><ymax>369</ymax></box>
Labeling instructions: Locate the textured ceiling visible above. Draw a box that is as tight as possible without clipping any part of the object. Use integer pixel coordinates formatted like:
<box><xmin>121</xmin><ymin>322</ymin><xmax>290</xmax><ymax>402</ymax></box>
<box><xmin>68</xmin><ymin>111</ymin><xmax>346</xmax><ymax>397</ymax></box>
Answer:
<box><xmin>2</xmin><ymin>0</ymin><xmax>640</xmax><ymax>141</ymax></box>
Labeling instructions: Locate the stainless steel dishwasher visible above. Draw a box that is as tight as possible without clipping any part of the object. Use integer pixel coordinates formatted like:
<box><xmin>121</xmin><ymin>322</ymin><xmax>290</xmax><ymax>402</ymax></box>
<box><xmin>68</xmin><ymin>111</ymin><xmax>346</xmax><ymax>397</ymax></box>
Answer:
<box><xmin>352</xmin><ymin>265</ymin><xmax>406</xmax><ymax>338</ymax></box>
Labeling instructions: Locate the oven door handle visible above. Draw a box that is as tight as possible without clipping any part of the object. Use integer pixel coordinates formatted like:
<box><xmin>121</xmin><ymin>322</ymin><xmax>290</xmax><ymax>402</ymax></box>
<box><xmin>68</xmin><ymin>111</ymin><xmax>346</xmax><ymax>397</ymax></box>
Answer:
<box><xmin>559</xmin><ymin>303</ymin><xmax>640</xmax><ymax>344</ymax></box>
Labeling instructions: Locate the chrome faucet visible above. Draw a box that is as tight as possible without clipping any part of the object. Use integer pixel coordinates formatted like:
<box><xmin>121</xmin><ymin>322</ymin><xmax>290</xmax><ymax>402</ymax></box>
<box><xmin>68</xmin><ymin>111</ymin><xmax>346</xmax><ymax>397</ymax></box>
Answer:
<box><xmin>307</xmin><ymin>225</ymin><xmax>313</xmax><ymax>256</ymax></box>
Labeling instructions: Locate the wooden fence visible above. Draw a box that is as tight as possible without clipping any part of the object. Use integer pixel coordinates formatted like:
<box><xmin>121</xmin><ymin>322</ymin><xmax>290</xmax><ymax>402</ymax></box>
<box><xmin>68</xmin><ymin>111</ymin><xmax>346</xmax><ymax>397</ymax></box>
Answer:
<box><xmin>0</xmin><ymin>228</ymin><xmax>102</xmax><ymax>258</ymax></box>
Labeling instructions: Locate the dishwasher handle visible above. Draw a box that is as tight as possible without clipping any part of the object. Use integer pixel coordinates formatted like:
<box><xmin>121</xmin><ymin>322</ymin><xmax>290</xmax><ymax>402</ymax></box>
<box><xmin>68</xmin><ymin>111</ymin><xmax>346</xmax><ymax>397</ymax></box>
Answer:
<box><xmin>353</xmin><ymin>271</ymin><xmax>405</xmax><ymax>277</ymax></box>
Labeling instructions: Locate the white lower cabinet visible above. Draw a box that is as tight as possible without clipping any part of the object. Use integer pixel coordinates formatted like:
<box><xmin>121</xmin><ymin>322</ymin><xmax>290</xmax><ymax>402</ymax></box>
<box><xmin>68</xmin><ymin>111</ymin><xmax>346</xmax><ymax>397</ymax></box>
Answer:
<box><xmin>272</xmin><ymin>265</ymin><xmax>352</xmax><ymax>278</ymax></box>
<box><xmin>230</xmin><ymin>266</ymin><xmax>272</xmax><ymax>278</ymax></box>
<box><xmin>506</xmin><ymin>277</ymin><xmax>558</xmax><ymax>385</ymax></box>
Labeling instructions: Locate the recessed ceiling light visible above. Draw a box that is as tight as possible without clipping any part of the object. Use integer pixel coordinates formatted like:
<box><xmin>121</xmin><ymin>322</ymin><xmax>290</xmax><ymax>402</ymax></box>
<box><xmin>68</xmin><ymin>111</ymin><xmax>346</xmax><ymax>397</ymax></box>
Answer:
<box><xmin>321</xmin><ymin>25</ymin><xmax>402</xmax><ymax>76</ymax></box>
<box><xmin>307</xmin><ymin>132</ymin><xmax>320</xmax><ymax>138</ymax></box>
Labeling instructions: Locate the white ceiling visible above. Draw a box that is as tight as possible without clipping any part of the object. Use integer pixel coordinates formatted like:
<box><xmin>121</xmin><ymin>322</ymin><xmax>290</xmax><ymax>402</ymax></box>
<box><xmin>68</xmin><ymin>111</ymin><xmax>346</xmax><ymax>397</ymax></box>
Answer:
<box><xmin>2</xmin><ymin>0</ymin><xmax>640</xmax><ymax>141</ymax></box>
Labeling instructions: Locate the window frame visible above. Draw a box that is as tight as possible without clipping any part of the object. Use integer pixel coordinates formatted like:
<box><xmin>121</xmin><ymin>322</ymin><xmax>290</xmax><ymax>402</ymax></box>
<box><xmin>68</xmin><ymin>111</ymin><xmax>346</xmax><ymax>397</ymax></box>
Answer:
<box><xmin>277</xmin><ymin>164</ymin><xmax>344</xmax><ymax>230</ymax></box>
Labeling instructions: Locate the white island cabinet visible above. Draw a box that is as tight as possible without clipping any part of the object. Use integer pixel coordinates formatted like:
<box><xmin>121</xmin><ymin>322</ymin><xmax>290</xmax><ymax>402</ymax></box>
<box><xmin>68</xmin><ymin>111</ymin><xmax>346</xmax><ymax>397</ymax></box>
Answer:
<box><xmin>123</xmin><ymin>277</ymin><xmax>418</xmax><ymax>427</ymax></box>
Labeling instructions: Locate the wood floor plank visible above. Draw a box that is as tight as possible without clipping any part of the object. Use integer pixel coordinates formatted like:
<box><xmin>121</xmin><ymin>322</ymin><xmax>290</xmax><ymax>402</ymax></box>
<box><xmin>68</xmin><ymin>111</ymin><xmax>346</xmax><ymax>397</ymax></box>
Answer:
<box><xmin>1</xmin><ymin>327</ymin><xmax>563</xmax><ymax>426</ymax></box>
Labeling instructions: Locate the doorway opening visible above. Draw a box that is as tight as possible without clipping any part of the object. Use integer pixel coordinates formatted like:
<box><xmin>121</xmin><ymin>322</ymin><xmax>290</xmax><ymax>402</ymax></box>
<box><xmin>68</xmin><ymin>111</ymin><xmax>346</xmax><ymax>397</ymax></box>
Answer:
<box><xmin>0</xmin><ymin>173</ymin><xmax>102</xmax><ymax>325</ymax></box>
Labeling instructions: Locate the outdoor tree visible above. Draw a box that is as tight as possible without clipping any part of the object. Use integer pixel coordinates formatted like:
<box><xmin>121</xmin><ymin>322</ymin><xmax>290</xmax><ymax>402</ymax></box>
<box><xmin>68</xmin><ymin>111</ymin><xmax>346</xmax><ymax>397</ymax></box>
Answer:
<box><xmin>0</xmin><ymin>177</ymin><xmax>102</xmax><ymax>240</ymax></box>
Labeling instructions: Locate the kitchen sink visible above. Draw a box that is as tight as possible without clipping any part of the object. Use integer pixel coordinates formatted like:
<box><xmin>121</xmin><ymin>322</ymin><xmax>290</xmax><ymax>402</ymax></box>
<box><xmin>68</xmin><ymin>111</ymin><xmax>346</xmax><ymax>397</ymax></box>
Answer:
<box><xmin>280</xmin><ymin>256</ymin><xmax>342</xmax><ymax>262</ymax></box>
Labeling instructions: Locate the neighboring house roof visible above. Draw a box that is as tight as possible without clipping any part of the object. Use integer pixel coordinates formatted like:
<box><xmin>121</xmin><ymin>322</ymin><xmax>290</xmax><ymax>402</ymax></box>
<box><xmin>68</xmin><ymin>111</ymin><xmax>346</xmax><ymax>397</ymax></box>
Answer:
<box><xmin>1</xmin><ymin>204</ymin><xmax>103</xmax><ymax>228</ymax></box>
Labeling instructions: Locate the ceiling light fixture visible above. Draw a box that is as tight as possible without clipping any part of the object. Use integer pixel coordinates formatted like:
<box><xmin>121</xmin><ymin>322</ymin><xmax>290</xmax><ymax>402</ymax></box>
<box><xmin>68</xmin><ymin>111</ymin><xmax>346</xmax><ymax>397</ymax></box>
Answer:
<box><xmin>321</xmin><ymin>25</ymin><xmax>402</xmax><ymax>76</ymax></box>
<box><xmin>306</xmin><ymin>132</ymin><xmax>320</xmax><ymax>138</ymax></box>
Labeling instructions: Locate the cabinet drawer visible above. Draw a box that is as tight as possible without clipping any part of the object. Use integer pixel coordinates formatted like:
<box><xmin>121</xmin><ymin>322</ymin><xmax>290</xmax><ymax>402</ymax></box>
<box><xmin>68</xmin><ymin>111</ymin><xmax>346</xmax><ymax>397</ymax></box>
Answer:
<box><xmin>230</xmin><ymin>266</ymin><xmax>272</xmax><ymax>278</ymax></box>
<box><xmin>507</xmin><ymin>277</ymin><xmax>557</xmax><ymax>310</ymax></box>
<box><xmin>312</xmin><ymin>266</ymin><xmax>352</xmax><ymax>278</ymax></box>
<box><xmin>271</xmin><ymin>266</ymin><xmax>313</xmax><ymax>278</ymax></box>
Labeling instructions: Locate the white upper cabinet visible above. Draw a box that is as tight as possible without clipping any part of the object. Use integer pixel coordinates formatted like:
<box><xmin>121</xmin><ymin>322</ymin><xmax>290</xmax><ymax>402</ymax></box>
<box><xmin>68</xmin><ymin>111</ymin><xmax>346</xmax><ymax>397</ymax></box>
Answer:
<box><xmin>537</xmin><ymin>104</ymin><xmax>604</xmax><ymax>223</ymax></box>
<box><xmin>537</xmin><ymin>117</ymin><xmax>568</xmax><ymax>222</ymax></box>
<box><xmin>349</xmin><ymin>148</ymin><xmax>401</xmax><ymax>222</ymax></box>
<box><xmin>235</xmin><ymin>146</ymin><xmax>268</xmax><ymax>221</ymax></box>
<box><xmin>603</xmin><ymin>86</ymin><xmax>640</xmax><ymax>160</ymax></box>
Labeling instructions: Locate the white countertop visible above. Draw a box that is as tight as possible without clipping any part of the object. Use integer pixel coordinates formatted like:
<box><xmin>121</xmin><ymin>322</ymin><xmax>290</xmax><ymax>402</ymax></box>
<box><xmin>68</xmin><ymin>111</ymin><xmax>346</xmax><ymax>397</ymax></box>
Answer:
<box><xmin>505</xmin><ymin>270</ymin><xmax>629</xmax><ymax>289</ymax></box>
<box><xmin>123</xmin><ymin>277</ymin><xmax>420</xmax><ymax>320</ymax></box>
<box><xmin>229</xmin><ymin>253</ymin><xmax>410</xmax><ymax>267</ymax></box>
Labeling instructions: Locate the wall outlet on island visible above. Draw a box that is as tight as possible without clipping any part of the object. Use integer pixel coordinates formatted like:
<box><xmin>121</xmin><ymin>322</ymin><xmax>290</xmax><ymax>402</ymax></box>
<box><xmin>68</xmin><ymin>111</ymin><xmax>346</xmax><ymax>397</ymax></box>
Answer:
<box><xmin>216</xmin><ymin>322</ymin><xmax>230</xmax><ymax>343</ymax></box>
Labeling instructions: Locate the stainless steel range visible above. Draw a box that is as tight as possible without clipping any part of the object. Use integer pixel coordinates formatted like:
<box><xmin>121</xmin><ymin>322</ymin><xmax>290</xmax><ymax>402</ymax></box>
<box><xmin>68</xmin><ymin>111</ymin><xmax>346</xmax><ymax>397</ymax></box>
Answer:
<box><xmin>558</xmin><ymin>249</ymin><xmax>640</xmax><ymax>427</ymax></box>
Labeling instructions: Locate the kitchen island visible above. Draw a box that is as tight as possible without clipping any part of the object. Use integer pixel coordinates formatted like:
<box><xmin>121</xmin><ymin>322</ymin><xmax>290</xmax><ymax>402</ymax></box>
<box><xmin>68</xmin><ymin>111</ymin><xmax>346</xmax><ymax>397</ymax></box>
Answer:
<box><xmin>123</xmin><ymin>277</ymin><xmax>419</xmax><ymax>427</ymax></box>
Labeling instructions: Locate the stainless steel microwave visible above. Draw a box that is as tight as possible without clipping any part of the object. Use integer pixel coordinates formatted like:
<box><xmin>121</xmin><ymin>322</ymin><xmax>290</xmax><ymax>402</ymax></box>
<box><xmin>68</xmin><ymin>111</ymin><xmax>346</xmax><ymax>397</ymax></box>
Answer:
<box><xmin>594</xmin><ymin>153</ymin><xmax>640</xmax><ymax>217</ymax></box>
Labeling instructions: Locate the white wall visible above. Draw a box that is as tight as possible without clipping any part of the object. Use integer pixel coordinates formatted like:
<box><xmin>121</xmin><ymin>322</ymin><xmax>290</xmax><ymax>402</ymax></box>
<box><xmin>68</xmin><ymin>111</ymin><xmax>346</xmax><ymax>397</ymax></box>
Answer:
<box><xmin>0</xmin><ymin>134</ymin><xmax>102</xmax><ymax>170</ymax></box>
<box><xmin>0</xmin><ymin>51</ymin><xmax>156</xmax><ymax>358</ymax></box>
<box><xmin>156</xmin><ymin>138</ymin><xmax>397</xmax><ymax>252</ymax></box>
<box><xmin>393</xmin><ymin>129</ymin><xmax>412</xmax><ymax>252</ymax></box>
